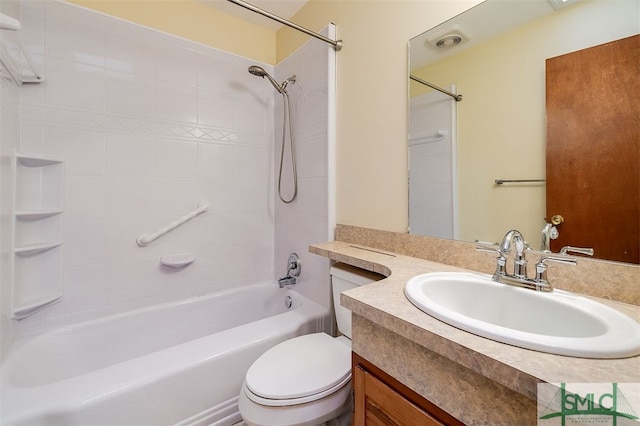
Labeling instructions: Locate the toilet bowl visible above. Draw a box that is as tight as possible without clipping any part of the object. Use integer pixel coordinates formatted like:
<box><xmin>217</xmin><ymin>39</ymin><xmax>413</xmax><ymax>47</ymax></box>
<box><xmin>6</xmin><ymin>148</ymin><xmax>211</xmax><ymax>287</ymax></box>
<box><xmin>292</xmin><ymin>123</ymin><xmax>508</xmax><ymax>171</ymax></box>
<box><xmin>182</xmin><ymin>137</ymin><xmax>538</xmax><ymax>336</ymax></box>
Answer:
<box><xmin>238</xmin><ymin>264</ymin><xmax>382</xmax><ymax>426</ymax></box>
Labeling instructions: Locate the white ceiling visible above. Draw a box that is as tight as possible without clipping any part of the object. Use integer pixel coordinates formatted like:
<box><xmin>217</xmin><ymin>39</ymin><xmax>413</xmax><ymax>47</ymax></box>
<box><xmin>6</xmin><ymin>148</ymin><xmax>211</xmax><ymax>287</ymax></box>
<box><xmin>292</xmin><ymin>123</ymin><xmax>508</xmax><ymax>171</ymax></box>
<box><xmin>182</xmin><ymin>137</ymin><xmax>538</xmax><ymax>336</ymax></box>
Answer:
<box><xmin>197</xmin><ymin>0</ymin><xmax>309</xmax><ymax>31</ymax></box>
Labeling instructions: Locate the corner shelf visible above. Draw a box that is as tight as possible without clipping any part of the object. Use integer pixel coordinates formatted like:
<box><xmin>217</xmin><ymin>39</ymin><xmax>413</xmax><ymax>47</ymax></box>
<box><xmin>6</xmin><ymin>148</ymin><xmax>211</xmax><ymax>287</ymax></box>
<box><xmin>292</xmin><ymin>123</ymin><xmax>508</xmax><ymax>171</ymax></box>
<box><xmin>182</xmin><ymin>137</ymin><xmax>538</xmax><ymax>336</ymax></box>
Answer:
<box><xmin>12</xmin><ymin>294</ymin><xmax>63</xmax><ymax>320</ymax></box>
<box><xmin>11</xmin><ymin>151</ymin><xmax>64</xmax><ymax>320</ymax></box>
<box><xmin>16</xmin><ymin>152</ymin><xmax>63</xmax><ymax>167</ymax></box>
<box><xmin>15</xmin><ymin>208</ymin><xmax>63</xmax><ymax>220</ymax></box>
<box><xmin>14</xmin><ymin>241</ymin><xmax>62</xmax><ymax>255</ymax></box>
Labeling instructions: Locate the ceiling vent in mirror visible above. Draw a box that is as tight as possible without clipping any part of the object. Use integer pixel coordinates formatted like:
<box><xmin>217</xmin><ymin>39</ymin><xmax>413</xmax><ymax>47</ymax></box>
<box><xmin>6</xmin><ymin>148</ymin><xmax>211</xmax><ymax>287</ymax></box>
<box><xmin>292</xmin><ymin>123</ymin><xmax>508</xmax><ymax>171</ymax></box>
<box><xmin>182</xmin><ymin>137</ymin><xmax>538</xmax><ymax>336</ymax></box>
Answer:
<box><xmin>426</xmin><ymin>28</ymin><xmax>469</xmax><ymax>51</ymax></box>
<box><xmin>436</xmin><ymin>35</ymin><xmax>462</xmax><ymax>48</ymax></box>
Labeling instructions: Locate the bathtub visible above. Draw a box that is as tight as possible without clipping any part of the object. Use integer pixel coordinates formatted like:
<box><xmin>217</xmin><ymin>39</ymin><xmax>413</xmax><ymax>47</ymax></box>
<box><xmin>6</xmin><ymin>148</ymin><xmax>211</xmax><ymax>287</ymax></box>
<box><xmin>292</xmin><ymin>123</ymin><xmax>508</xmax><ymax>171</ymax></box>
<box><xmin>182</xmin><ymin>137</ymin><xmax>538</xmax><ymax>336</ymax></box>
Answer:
<box><xmin>0</xmin><ymin>283</ymin><xmax>331</xmax><ymax>425</ymax></box>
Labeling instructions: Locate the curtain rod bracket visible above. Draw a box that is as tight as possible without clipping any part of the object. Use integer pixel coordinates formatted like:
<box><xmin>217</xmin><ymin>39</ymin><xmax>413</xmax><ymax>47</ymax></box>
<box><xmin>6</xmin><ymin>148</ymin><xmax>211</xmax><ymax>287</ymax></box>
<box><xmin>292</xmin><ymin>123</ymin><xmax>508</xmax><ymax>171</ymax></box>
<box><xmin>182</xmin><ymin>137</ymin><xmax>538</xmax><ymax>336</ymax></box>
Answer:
<box><xmin>410</xmin><ymin>74</ymin><xmax>462</xmax><ymax>102</ymax></box>
<box><xmin>226</xmin><ymin>0</ymin><xmax>343</xmax><ymax>51</ymax></box>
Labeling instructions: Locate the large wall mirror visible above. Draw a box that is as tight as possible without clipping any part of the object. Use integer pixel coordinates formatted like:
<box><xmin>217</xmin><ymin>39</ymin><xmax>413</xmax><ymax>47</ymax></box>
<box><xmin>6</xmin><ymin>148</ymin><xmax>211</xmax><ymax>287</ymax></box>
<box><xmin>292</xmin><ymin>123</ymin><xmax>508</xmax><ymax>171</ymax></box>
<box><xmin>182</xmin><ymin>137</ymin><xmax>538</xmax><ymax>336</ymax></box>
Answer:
<box><xmin>408</xmin><ymin>0</ymin><xmax>639</xmax><ymax>264</ymax></box>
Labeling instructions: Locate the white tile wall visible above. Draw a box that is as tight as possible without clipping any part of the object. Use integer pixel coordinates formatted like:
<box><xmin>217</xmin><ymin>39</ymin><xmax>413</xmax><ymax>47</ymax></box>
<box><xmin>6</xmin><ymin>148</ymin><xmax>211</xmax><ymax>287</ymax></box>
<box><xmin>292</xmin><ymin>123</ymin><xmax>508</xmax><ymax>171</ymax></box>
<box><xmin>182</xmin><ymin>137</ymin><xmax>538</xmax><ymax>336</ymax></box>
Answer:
<box><xmin>274</xmin><ymin>30</ymin><xmax>333</xmax><ymax>309</ymax></box>
<box><xmin>409</xmin><ymin>91</ymin><xmax>455</xmax><ymax>239</ymax></box>
<box><xmin>1</xmin><ymin>0</ymin><xmax>331</xmax><ymax>340</ymax></box>
<box><xmin>105</xmin><ymin>70</ymin><xmax>156</xmax><ymax>118</ymax></box>
<box><xmin>45</xmin><ymin>56</ymin><xmax>106</xmax><ymax>109</ymax></box>
<box><xmin>44</xmin><ymin>127</ymin><xmax>105</xmax><ymax>175</ymax></box>
<box><xmin>105</xmin><ymin>133</ymin><xmax>156</xmax><ymax>177</ymax></box>
<box><xmin>0</xmin><ymin>1</ymin><xmax>22</xmax><ymax>359</ymax></box>
<box><xmin>12</xmin><ymin>0</ymin><xmax>282</xmax><ymax>334</ymax></box>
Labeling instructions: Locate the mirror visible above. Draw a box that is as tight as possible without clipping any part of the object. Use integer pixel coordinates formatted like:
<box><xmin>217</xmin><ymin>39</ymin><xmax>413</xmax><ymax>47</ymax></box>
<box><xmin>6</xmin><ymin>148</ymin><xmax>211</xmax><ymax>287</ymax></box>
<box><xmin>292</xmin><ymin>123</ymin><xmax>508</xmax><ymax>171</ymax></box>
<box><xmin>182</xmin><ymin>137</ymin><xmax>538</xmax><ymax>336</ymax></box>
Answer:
<box><xmin>408</xmin><ymin>0</ymin><xmax>639</xmax><ymax>263</ymax></box>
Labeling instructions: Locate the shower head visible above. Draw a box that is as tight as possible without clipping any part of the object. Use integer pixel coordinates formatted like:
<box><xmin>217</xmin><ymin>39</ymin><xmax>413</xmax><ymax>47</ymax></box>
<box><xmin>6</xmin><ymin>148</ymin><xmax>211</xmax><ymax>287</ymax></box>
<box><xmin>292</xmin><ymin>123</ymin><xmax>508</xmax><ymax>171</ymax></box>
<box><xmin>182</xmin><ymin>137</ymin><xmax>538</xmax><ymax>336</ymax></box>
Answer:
<box><xmin>248</xmin><ymin>65</ymin><xmax>267</xmax><ymax>77</ymax></box>
<box><xmin>248</xmin><ymin>65</ymin><xmax>284</xmax><ymax>94</ymax></box>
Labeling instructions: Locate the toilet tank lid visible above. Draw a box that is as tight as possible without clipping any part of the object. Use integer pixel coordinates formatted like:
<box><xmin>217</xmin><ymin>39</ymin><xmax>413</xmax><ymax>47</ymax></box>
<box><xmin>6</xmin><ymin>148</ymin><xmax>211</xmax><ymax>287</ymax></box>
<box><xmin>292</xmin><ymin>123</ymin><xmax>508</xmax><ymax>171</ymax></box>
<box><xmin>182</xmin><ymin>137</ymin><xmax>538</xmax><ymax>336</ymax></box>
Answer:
<box><xmin>330</xmin><ymin>263</ymin><xmax>384</xmax><ymax>285</ymax></box>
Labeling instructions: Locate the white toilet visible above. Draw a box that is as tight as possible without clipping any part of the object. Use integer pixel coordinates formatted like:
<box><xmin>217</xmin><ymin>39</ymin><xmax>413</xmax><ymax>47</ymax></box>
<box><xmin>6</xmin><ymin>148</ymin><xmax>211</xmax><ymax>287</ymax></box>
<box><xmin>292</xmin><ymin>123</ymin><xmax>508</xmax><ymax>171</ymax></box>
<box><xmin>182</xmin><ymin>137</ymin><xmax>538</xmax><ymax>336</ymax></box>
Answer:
<box><xmin>238</xmin><ymin>263</ymin><xmax>381</xmax><ymax>426</ymax></box>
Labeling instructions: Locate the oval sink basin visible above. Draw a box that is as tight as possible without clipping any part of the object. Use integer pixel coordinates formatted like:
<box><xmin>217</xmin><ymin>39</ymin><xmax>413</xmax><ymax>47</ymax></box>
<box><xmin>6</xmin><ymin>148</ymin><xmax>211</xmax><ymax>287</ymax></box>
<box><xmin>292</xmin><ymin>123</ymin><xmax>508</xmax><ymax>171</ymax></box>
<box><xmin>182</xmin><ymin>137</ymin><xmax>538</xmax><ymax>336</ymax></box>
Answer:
<box><xmin>404</xmin><ymin>272</ymin><xmax>640</xmax><ymax>359</ymax></box>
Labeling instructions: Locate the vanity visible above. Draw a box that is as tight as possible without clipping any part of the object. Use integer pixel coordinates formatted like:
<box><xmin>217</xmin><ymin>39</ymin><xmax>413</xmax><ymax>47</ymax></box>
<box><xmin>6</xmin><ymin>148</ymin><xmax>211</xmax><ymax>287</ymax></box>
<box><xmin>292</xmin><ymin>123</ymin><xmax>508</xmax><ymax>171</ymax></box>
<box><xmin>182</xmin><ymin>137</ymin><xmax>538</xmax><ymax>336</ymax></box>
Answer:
<box><xmin>326</xmin><ymin>1</ymin><xmax>640</xmax><ymax>422</ymax></box>
<box><xmin>310</xmin><ymin>225</ymin><xmax>640</xmax><ymax>425</ymax></box>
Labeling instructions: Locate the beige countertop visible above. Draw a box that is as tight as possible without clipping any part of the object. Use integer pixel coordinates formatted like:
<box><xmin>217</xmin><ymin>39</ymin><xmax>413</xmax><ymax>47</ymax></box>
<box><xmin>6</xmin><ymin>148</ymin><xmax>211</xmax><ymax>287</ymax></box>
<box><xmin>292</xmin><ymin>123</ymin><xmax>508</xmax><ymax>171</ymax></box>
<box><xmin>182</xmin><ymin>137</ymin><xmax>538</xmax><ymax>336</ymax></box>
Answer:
<box><xmin>310</xmin><ymin>240</ymin><xmax>640</xmax><ymax>401</ymax></box>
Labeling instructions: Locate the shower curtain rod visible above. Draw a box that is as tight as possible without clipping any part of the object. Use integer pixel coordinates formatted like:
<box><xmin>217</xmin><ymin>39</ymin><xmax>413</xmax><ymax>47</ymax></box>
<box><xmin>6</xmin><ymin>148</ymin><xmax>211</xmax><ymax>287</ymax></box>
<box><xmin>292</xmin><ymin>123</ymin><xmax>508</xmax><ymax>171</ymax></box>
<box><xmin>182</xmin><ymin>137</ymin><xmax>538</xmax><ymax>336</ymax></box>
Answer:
<box><xmin>410</xmin><ymin>74</ymin><xmax>462</xmax><ymax>102</ymax></box>
<box><xmin>226</xmin><ymin>0</ymin><xmax>342</xmax><ymax>51</ymax></box>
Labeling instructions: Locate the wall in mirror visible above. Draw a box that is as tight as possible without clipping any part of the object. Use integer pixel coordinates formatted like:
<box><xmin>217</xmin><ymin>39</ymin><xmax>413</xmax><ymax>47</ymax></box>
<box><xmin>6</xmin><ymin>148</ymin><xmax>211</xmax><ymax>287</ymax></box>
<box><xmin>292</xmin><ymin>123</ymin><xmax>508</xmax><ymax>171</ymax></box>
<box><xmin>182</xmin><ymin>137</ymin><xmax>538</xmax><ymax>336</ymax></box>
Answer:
<box><xmin>408</xmin><ymin>0</ymin><xmax>639</xmax><ymax>263</ymax></box>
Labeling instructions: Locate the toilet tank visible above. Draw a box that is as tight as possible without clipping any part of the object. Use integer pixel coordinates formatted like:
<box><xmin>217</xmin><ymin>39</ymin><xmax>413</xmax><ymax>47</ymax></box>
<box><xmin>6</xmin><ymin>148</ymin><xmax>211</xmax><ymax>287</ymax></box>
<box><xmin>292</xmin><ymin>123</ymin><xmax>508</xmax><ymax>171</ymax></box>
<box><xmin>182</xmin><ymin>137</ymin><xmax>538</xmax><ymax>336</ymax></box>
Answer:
<box><xmin>330</xmin><ymin>263</ymin><xmax>383</xmax><ymax>339</ymax></box>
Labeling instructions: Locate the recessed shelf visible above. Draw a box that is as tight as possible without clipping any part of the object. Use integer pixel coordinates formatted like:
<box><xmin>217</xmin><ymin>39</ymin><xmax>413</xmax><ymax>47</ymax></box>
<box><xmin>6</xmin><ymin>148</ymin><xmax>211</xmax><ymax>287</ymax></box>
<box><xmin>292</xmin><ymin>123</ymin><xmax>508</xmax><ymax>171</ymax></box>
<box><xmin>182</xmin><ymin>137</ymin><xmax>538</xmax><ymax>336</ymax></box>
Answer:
<box><xmin>14</xmin><ymin>241</ymin><xmax>62</xmax><ymax>256</ymax></box>
<box><xmin>15</xmin><ymin>209</ymin><xmax>63</xmax><ymax>220</ymax></box>
<box><xmin>16</xmin><ymin>152</ymin><xmax>64</xmax><ymax>167</ymax></box>
<box><xmin>12</xmin><ymin>293</ymin><xmax>63</xmax><ymax>320</ymax></box>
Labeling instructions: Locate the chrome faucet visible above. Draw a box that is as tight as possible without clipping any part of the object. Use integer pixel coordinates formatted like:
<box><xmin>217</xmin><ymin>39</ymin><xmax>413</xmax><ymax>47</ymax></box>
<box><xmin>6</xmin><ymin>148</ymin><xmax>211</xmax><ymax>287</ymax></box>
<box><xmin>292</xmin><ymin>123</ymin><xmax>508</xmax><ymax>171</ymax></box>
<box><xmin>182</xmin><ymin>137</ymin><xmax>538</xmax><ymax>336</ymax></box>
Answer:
<box><xmin>477</xmin><ymin>230</ymin><xmax>576</xmax><ymax>291</ymax></box>
<box><xmin>534</xmin><ymin>255</ymin><xmax>579</xmax><ymax>288</ymax></box>
<box><xmin>540</xmin><ymin>219</ymin><xmax>593</xmax><ymax>256</ymax></box>
<box><xmin>560</xmin><ymin>246</ymin><xmax>594</xmax><ymax>256</ymax></box>
<box><xmin>277</xmin><ymin>276</ymin><xmax>297</xmax><ymax>288</ymax></box>
<box><xmin>278</xmin><ymin>253</ymin><xmax>301</xmax><ymax>288</ymax></box>
<box><xmin>499</xmin><ymin>229</ymin><xmax>528</xmax><ymax>279</ymax></box>
<box><xmin>540</xmin><ymin>221</ymin><xmax>559</xmax><ymax>252</ymax></box>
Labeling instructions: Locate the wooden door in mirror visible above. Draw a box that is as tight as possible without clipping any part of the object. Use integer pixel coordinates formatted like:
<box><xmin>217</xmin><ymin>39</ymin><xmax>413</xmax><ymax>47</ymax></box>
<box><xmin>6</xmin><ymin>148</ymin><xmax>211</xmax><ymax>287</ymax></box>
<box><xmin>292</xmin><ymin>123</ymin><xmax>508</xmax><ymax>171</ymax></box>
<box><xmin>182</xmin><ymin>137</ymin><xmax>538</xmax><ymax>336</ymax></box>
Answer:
<box><xmin>546</xmin><ymin>35</ymin><xmax>640</xmax><ymax>264</ymax></box>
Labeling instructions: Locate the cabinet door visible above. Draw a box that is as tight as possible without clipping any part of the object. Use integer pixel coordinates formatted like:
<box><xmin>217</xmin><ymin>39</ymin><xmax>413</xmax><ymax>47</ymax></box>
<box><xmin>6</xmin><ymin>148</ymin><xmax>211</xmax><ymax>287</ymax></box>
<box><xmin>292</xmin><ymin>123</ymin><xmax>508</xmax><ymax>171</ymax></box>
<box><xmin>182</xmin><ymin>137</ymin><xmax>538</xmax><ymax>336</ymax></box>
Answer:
<box><xmin>354</xmin><ymin>365</ymin><xmax>443</xmax><ymax>426</ymax></box>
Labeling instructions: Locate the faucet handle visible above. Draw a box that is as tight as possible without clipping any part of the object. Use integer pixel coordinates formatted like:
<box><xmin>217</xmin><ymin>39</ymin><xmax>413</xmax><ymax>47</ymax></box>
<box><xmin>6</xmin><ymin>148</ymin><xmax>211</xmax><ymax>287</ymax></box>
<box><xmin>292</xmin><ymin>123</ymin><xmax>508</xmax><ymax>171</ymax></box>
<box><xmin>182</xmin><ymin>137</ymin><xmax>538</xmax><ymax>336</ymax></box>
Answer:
<box><xmin>476</xmin><ymin>244</ymin><xmax>507</xmax><ymax>279</ymax></box>
<box><xmin>475</xmin><ymin>244</ymin><xmax>503</xmax><ymax>257</ymax></box>
<box><xmin>560</xmin><ymin>246</ymin><xmax>594</xmax><ymax>256</ymax></box>
<box><xmin>534</xmin><ymin>255</ymin><xmax>577</xmax><ymax>288</ymax></box>
<box><xmin>537</xmin><ymin>255</ymin><xmax>577</xmax><ymax>266</ymax></box>
<box><xmin>286</xmin><ymin>253</ymin><xmax>301</xmax><ymax>277</ymax></box>
<box><xmin>512</xmin><ymin>236</ymin><xmax>528</xmax><ymax>279</ymax></box>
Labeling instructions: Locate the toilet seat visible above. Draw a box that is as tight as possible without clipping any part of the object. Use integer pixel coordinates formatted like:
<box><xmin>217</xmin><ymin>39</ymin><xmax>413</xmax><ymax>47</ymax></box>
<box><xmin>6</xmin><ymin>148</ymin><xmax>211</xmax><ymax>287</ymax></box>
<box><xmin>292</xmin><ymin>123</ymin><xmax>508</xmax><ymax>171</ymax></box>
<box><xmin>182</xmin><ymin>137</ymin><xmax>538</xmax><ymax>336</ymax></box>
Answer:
<box><xmin>244</xmin><ymin>333</ymin><xmax>352</xmax><ymax>407</ymax></box>
<box><xmin>238</xmin><ymin>378</ymin><xmax>353</xmax><ymax>426</ymax></box>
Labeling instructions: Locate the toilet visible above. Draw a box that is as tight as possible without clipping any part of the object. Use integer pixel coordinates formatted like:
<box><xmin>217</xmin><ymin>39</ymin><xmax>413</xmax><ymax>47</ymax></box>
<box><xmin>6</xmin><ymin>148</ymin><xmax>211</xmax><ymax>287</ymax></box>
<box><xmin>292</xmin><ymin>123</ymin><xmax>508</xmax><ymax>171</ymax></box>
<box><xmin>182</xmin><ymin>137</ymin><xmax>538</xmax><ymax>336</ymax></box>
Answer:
<box><xmin>238</xmin><ymin>263</ymin><xmax>381</xmax><ymax>426</ymax></box>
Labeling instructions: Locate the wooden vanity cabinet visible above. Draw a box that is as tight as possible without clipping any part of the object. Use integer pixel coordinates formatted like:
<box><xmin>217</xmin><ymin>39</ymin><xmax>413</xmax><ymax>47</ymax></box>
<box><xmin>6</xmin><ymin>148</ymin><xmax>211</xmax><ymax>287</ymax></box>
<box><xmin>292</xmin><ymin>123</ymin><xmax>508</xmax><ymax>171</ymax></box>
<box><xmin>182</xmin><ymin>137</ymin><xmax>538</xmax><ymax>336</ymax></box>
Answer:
<box><xmin>353</xmin><ymin>353</ymin><xmax>464</xmax><ymax>426</ymax></box>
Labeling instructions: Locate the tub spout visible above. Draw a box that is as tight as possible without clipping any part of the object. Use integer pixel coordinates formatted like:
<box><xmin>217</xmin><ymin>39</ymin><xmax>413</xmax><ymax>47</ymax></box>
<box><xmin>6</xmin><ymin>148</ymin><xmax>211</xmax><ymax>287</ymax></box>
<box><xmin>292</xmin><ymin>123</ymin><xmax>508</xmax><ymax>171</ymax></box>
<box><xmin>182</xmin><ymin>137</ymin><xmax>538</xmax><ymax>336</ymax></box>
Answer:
<box><xmin>278</xmin><ymin>276</ymin><xmax>296</xmax><ymax>288</ymax></box>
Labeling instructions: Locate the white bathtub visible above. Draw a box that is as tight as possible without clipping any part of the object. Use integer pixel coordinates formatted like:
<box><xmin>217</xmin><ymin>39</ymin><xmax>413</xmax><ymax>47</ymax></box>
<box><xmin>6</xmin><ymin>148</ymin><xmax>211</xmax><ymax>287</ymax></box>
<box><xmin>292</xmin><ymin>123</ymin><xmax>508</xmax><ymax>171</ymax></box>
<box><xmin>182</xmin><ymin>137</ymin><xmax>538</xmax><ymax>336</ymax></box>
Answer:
<box><xmin>0</xmin><ymin>283</ymin><xmax>331</xmax><ymax>425</ymax></box>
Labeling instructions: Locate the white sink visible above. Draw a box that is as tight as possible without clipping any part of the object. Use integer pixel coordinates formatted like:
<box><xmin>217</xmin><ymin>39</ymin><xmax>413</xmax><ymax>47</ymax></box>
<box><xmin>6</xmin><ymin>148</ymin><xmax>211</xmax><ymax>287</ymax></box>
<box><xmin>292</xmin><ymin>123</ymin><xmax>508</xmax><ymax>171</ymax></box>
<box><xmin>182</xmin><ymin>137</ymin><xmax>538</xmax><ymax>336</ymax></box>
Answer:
<box><xmin>404</xmin><ymin>272</ymin><xmax>640</xmax><ymax>358</ymax></box>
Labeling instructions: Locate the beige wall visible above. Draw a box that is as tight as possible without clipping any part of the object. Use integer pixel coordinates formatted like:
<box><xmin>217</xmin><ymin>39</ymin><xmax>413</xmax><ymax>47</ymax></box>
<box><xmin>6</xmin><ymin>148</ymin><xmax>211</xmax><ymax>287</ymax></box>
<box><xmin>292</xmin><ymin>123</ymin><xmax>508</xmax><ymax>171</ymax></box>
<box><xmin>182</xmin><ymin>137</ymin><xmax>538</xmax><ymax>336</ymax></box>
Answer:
<box><xmin>66</xmin><ymin>0</ymin><xmax>276</xmax><ymax>64</ymax></box>
<box><xmin>411</xmin><ymin>0</ymin><xmax>639</xmax><ymax>244</ymax></box>
<box><xmin>277</xmin><ymin>0</ymin><xmax>481</xmax><ymax>232</ymax></box>
<box><xmin>64</xmin><ymin>0</ymin><xmax>482</xmax><ymax>233</ymax></box>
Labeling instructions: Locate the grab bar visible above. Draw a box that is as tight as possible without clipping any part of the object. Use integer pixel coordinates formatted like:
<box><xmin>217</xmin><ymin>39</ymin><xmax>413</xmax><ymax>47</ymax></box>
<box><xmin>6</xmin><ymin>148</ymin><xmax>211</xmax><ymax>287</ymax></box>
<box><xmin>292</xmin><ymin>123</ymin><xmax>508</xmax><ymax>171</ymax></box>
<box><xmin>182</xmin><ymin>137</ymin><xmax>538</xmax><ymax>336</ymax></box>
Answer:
<box><xmin>409</xmin><ymin>129</ymin><xmax>448</xmax><ymax>145</ymax></box>
<box><xmin>136</xmin><ymin>202</ymin><xmax>209</xmax><ymax>247</ymax></box>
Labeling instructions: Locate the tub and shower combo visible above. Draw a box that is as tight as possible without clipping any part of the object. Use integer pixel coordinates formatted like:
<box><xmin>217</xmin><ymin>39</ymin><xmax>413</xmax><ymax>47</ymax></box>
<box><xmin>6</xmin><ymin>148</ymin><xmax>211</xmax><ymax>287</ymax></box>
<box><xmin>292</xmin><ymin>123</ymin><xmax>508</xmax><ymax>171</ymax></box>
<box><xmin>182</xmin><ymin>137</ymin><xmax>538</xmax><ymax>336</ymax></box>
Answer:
<box><xmin>1</xmin><ymin>46</ymin><xmax>334</xmax><ymax>426</ymax></box>
<box><xmin>1</xmin><ymin>283</ymin><xmax>330</xmax><ymax>425</ymax></box>
<box><xmin>1</xmin><ymin>0</ymin><xmax>340</xmax><ymax>423</ymax></box>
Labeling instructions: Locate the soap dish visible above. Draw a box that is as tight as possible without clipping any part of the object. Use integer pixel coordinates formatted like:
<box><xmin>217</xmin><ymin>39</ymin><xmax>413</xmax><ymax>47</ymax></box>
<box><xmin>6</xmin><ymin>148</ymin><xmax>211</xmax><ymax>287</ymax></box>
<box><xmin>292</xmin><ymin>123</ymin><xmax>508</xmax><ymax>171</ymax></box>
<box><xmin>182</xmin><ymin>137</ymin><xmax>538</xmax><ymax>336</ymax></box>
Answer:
<box><xmin>160</xmin><ymin>253</ymin><xmax>195</xmax><ymax>269</ymax></box>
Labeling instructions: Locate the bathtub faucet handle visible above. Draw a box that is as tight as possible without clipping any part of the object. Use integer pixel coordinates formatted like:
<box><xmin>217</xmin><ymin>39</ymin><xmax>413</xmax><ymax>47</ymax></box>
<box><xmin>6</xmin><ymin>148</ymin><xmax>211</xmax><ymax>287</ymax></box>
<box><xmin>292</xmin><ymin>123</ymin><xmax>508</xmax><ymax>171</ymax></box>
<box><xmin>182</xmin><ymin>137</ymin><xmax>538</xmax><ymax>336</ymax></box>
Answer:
<box><xmin>278</xmin><ymin>253</ymin><xmax>301</xmax><ymax>288</ymax></box>
<box><xmin>286</xmin><ymin>253</ymin><xmax>301</xmax><ymax>277</ymax></box>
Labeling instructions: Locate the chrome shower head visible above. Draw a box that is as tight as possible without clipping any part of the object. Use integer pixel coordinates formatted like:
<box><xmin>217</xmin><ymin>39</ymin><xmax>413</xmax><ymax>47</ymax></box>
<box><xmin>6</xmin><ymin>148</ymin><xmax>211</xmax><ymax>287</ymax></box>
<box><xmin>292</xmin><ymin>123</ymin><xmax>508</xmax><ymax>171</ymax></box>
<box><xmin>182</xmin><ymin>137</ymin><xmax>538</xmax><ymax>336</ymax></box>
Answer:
<box><xmin>248</xmin><ymin>65</ymin><xmax>284</xmax><ymax>94</ymax></box>
<box><xmin>248</xmin><ymin>65</ymin><xmax>267</xmax><ymax>77</ymax></box>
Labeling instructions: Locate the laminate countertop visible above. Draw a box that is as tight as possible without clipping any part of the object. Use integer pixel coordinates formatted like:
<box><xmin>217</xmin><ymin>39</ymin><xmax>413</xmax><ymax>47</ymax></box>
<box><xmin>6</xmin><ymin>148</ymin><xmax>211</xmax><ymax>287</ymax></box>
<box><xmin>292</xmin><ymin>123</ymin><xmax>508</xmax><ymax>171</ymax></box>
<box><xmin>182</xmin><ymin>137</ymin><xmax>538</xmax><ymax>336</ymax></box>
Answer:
<box><xmin>310</xmin><ymin>241</ymin><xmax>640</xmax><ymax>402</ymax></box>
